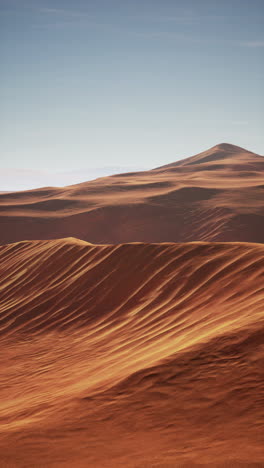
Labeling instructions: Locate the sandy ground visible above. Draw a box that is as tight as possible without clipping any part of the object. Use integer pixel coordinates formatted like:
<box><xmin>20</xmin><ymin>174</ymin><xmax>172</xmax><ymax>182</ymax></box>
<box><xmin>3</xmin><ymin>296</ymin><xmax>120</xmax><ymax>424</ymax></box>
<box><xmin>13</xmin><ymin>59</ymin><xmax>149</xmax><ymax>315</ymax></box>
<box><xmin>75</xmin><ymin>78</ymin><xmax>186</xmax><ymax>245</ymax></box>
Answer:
<box><xmin>0</xmin><ymin>143</ymin><xmax>263</xmax><ymax>245</ymax></box>
<box><xmin>0</xmin><ymin>238</ymin><xmax>263</xmax><ymax>467</ymax></box>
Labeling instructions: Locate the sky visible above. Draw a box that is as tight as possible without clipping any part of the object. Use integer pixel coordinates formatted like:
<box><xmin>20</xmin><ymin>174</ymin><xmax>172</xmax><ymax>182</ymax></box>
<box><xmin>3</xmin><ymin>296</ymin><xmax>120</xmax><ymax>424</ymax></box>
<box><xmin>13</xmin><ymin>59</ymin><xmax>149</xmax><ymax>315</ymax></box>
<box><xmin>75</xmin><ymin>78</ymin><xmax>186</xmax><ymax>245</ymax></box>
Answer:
<box><xmin>0</xmin><ymin>0</ymin><xmax>264</xmax><ymax>189</ymax></box>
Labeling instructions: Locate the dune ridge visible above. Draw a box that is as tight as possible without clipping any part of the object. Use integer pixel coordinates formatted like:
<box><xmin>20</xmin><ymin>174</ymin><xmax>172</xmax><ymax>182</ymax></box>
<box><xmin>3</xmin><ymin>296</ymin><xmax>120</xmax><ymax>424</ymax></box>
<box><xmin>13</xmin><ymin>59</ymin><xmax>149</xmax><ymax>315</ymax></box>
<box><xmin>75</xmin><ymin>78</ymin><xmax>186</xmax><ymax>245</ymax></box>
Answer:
<box><xmin>0</xmin><ymin>143</ymin><xmax>263</xmax><ymax>245</ymax></box>
<box><xmin>0</xmin><ymin>238</ymin><xmax>263</xmax><ymax>466</ymax></box>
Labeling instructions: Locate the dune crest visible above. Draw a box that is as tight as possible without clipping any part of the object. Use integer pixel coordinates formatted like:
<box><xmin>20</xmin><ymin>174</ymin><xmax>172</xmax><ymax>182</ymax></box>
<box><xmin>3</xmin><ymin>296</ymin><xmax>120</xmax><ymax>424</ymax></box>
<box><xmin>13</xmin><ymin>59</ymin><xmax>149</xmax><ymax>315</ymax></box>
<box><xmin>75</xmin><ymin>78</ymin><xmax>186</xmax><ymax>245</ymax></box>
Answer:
<box><xmin>0</xmin><ymin>143</ymin><xmax>263</xmax><ymax>245</ymax></box>
<box><xmin>0</xmin><ymin>238</ymin><xmax>263</xmax><ymax>466</ymax></box>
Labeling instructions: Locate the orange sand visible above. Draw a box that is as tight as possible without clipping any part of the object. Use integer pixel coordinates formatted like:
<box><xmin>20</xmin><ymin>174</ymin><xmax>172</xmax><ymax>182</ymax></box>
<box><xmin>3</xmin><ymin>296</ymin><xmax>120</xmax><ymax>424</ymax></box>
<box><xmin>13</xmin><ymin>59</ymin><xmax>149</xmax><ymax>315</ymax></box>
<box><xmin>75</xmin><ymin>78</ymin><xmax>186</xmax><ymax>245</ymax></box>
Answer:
<box><xmin>0</xmin><ymin>143</ymin><xmax>263</xmax><ymax>245</ymax></box>
<box><xmin>0</xmin><ymin>238</ymin><xmax>263</xmax><ymax>467</ymax></box>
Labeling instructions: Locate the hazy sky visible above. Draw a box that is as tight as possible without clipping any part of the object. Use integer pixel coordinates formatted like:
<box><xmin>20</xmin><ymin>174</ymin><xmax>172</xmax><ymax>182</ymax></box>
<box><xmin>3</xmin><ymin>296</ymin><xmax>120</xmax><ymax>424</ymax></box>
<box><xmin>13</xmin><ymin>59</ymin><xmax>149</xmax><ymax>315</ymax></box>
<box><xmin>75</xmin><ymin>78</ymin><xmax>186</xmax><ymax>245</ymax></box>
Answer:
<box><xmin>1</xmin><ymin>0</ymin><xmax>264</xmax><ymax>178</ymax></box>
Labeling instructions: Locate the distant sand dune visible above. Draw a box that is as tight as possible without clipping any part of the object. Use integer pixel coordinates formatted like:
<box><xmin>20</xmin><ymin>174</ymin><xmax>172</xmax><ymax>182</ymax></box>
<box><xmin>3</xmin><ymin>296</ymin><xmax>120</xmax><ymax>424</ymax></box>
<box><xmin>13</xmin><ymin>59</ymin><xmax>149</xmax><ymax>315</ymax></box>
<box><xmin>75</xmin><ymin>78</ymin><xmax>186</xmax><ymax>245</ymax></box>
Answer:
<box><xmin>0</xmin><ymin>143</ymin><xmax>263</xmax><ymax>245</ymax></box>
<box><xmin>0</xmin><ymin>238</ymin><xmax>263</xmax><ymax>466</ymax></box>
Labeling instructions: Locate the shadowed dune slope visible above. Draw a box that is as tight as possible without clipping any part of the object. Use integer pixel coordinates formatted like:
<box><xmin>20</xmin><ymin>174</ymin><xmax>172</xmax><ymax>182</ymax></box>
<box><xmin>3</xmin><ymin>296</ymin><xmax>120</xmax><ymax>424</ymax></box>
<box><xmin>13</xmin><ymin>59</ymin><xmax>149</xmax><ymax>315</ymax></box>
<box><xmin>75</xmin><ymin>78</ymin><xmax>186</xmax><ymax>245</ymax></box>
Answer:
<box><xmin>0</xmin><ymin>238</ymin><xmax>263</xmax><ymax>466</ymax></box>
<box><xmin>0</xmin><ymin>143</ymin><xmax>263</xmax><ymax>245</ymax></box>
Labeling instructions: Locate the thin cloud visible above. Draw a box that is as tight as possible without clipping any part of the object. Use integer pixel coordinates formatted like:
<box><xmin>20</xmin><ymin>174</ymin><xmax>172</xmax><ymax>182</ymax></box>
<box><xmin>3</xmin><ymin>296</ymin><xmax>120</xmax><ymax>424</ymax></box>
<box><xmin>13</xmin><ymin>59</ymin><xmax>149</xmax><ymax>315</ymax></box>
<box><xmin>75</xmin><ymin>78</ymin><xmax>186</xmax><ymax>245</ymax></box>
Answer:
<box><xmin>39</xmin><ymin>7</ymin><xmax>91</xmax><ymax>18</ymax></box>
<box><xmin>0</xmin><ymin>166</ymin><xmax>148</xmax><ymax>191</ymax></box>
<box><xmin>32</xmin><ymin>21</ymin><xmax>80</xmax><ymax>29</ymax></box>
<box><xmin>133</xmin><ymin>30</ymin><xmax>203</xmax><ymax>44</ymax></box>
<box><xmin>137</xmin><ymin>14</ymin><xmax>199</xmax><ymax>26</ymax></box>
<box><xmin>32</xmin><ymin>7</ymin><xmax>94</xmax><ymax>29</ymax></box>
<box><xmin>238</xmin><ymin>40</ymin><xmax>264</xmax><ymax>48</ymax></box>
<box><xmin>127</xmin><ymin>10</ymin><xmax>228</xmax><ymax>25</ymax></box>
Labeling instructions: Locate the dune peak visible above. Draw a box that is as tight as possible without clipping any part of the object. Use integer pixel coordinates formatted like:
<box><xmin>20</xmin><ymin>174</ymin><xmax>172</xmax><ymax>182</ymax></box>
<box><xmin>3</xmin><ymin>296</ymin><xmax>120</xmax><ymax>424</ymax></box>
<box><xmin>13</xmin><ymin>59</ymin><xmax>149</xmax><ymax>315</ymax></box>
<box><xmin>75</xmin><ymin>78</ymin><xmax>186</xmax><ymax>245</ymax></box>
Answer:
<box><xmin>211</xmin><ymin>142</ymin><xmax>251</xmax><ymax>153</ymax></box>
<box><xmin>0</xmin><ymin>142</ymin><xmax>263</xmax><ymax>246</ymax></box>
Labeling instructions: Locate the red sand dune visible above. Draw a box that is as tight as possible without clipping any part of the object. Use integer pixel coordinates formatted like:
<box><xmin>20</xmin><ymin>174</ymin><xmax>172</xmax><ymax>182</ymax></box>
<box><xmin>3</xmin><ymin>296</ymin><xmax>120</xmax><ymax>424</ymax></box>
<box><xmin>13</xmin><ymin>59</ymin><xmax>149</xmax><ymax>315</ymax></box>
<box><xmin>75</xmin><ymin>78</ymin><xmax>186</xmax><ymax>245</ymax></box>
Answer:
<box><xmin>0</xmin><ymin>143</ymin><xmax>264</xmax><ymax>245</ymax></box>
<box><xmin>0</xmin><ymin>238</ymin><xmax>263</xmax><ymax>467</ymax></box>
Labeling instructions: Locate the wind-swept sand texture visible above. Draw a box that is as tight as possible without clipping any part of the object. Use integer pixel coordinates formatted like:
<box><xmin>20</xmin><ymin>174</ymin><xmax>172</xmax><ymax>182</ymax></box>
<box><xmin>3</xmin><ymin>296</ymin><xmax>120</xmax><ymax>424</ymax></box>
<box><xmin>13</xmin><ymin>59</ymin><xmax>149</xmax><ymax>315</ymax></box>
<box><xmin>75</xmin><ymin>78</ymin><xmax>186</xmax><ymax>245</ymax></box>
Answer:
<box><xmin>0</xmin><ymin>238</ymin><xmax>263</xmax><ymax>467</ymax></box>
<box><xmin>0</xmin><ymin>143</ymin><xmax>264</xmax><ymax>245</ymax></box>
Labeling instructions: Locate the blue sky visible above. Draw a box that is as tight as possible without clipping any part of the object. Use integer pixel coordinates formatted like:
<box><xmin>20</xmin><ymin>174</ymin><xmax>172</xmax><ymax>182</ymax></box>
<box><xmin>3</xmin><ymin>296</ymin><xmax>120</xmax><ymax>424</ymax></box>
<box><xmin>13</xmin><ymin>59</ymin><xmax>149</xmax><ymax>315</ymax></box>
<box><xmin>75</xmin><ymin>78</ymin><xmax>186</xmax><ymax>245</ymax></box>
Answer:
<box><xmin>0</xmin><ymin>0</ymin><xmax>263</xmax><ymax>185</ymax></box>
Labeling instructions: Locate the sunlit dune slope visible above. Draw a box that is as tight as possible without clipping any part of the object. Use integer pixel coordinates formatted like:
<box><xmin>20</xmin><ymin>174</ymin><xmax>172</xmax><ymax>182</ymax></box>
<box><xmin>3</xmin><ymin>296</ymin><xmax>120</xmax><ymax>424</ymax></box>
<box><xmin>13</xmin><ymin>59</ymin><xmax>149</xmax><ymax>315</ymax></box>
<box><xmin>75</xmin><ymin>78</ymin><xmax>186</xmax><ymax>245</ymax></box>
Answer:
<box><xmin>0</xmin><ymin>238</ymin><xmax>263</xmax><ymax>466</ymax></box>
<box><xmin>0</xmin><ymin>143</ymin><xmax>263</xmax><ymax>245</ymax></box>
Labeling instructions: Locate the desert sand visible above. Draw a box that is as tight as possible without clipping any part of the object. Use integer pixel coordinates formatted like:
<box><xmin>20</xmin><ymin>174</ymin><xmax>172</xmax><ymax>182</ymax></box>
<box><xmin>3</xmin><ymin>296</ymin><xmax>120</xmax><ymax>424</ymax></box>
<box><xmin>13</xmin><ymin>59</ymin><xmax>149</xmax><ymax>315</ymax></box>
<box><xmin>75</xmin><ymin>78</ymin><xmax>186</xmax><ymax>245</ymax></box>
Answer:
<box><xmin>0</xmin><ymin>238</ymin><xmax>264</xmax><ymax>467</ymax></box>
<box><xmin>0</xmin><ymin>143</ymin><xmax>264</xmax><ymax>467</ymax></box>
<box><xmin>0</xmin><ymin>143</ymin><xmax>264</xmax><ymax>245</ymax></box>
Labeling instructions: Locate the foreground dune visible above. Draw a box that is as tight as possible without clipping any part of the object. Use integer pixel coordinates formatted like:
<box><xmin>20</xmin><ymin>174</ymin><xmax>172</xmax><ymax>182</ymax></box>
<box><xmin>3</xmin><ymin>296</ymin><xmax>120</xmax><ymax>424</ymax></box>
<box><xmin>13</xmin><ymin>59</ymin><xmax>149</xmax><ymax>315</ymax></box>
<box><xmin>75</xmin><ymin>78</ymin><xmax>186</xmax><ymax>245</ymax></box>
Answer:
<box><xmin>0</xmin><ymin>238</ymin><xmax>263</xmax><ymax>467</ymax></box>
<box><xmin>0</xmin><ymin>143</ymin><xmax>263</xmax><ymax>245</ymax></box>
